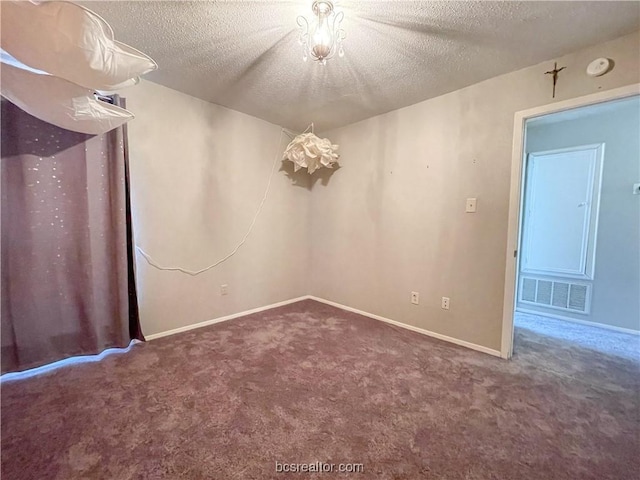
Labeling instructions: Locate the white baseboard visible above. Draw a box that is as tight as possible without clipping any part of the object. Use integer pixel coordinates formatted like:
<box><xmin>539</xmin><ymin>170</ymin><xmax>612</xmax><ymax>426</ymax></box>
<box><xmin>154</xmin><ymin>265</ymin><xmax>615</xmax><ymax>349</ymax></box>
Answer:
<box><xmin>145</xmin><ymin>295</ymin><xmax>312</xmax><ymax>341</ymax></box>
<box><xmin>145</xmin><ymin>294</ymin><xmax>502</xmax><ymax>358</ymax></box>
<box><xmin>516</xmin><ymin>308</ymin><xmax>640</xmax><ymax>335</ymax></box>
<box><xmin>308</xmin><ymin>296</ymin><xmax>502</xmax><ymax>358</ymax></box>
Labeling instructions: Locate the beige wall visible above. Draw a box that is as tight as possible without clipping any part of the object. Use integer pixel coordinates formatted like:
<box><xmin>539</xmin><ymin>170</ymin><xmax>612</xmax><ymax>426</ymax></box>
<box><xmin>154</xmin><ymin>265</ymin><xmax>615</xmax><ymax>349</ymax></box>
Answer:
<box><xmin>124</xmin><ymin>81</ymin><xmax>309</xmax><ymax>337</ymax></box>
<box><xmin>125</xmin><ymin>31</ymin><xmax>639</xmax><ymax>348</ymax></box>
<box><xmin>521</xmin><ymin>98</ymin><xmax>640</xmax><ymax>331</ymax></box>
<box><xmin>309</xmin><ymin>31</ymin><xmax>640</xmax><ymax>351</ymax></box>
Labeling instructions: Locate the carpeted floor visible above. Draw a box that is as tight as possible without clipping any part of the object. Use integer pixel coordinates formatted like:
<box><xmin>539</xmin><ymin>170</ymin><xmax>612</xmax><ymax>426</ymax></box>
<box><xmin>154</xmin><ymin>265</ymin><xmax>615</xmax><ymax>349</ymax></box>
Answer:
<box><xmin>2</xmin><ymin>299</ymin><xmax>639</xmax><ymax>479</ymax></box>
<box><xmin>515</xmin><ymin>311</ymin><xmax>640</xmax><ymax>362</ymax></box>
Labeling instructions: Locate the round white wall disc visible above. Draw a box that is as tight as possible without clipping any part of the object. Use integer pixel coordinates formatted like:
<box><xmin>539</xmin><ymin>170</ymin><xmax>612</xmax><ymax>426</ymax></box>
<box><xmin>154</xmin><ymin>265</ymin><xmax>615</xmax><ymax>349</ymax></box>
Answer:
<box><xmin>586</xmin><ymin>58</ymin><xmax>611</xmax><ymax>77</ymax></box>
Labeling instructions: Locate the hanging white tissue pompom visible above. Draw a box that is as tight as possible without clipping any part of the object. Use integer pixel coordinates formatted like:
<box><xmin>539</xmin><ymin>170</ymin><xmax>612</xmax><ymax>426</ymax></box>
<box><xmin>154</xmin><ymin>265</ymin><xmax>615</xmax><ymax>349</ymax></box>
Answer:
<box><xmin>282</xmin><ymin>133</ymin><xmax>339</xmax><ymax>174</ymax></box>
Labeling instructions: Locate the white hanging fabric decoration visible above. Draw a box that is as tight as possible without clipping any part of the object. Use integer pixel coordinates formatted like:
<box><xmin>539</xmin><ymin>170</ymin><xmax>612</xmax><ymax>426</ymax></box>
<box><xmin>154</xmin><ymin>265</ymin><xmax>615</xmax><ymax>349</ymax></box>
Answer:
<box><xmin>1</xmin><ymin>61</ymin><xmax>134</xmax><ymax>135</ymax></box>
<box><xmin>0</xmin><ymin>0</ymin><xmax>157</xmax><ymax>134</ymax></box>
<box><xmin>282</xmin><ymin>132</ymin><xmax>339</xmax><ymax>174</ymax></box>
<box><xmin>0</xmin><ymin>0</ymin><xmax>157</xmax><ymax>90</ymax></box>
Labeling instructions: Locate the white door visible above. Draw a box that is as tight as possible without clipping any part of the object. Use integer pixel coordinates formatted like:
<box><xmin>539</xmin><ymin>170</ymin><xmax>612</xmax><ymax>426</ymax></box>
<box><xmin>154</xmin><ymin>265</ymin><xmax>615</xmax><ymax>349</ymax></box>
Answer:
<box><xmin>521</xmin><ymin>144</ymin><xmax>604</xmax><ymax>279</ymax></box>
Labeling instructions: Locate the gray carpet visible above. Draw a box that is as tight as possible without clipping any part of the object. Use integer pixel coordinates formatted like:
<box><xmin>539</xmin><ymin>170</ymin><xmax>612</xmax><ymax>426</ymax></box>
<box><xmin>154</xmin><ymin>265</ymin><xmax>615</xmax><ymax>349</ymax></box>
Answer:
<box><xmin>516</xmin><ymin>311</ymin><xmax>640</xmax><ymax>362</ymax></box>
<box><xmin>2</xmin><ymin>299</ymin><xmax>639</xmax><ymax>479</ymax></box>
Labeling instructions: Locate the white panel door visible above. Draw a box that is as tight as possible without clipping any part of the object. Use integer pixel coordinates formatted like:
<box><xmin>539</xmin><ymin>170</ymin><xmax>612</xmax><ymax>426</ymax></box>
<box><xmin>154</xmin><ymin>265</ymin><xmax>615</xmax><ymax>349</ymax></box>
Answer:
<box><xmin>521</xmin><ymin>144</ymin><xmax>603</xmax><ymax>279</ymax></box>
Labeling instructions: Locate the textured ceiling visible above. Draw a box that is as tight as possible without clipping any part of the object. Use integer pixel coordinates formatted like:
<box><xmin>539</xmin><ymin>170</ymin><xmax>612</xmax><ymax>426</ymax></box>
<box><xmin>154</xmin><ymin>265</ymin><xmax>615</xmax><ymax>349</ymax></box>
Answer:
<box><xmin>80</xmin><ymin>1</ymin><xmax>640</xmax><ymax>131</ymax></box>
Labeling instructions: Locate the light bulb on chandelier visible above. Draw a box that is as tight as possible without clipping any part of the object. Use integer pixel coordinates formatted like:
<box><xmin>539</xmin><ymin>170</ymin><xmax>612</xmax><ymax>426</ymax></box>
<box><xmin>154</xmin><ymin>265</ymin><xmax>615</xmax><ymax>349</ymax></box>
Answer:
<box><xmin>297</xmin><ymin>1</ymin><xmax>345</xmax><ymax>65</ymax></box>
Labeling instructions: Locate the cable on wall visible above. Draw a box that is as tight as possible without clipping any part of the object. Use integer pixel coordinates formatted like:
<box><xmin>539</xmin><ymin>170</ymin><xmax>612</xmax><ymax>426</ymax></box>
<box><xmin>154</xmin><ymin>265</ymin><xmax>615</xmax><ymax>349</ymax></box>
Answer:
<box><xmin>135</xmin><ymin>128</ymin><xmax>289</xmax><ymax>276</ymax></box>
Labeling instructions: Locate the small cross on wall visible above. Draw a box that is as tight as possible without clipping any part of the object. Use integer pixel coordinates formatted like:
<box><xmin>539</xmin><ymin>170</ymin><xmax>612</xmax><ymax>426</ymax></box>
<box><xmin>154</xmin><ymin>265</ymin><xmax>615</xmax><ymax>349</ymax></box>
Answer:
<box><xmin>545</xmin><ymin>62</ymin><xmax>566</xmax><ymax>99</ymax></box>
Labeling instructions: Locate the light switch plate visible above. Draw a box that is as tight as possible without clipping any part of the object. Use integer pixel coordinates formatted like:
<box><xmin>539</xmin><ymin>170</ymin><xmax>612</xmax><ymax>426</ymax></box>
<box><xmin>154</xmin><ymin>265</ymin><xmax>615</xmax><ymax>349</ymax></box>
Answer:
<box><xmin>465</xmin><ymin>198</ymin><xmax>477</xmax><ymax>213</ymax></box>
<box><xmin>634</xmin><ymin>183</ymin><xmax>640</xmax><ymax>195</ymax></box>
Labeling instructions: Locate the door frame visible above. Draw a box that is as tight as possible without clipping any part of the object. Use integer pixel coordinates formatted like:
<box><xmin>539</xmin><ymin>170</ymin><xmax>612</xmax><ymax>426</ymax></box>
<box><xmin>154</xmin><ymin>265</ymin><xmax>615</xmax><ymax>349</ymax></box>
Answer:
<box><xmin>500</xmin><ymin>83</ymin><xmax>640</xmax><ymax>359</ymax></box>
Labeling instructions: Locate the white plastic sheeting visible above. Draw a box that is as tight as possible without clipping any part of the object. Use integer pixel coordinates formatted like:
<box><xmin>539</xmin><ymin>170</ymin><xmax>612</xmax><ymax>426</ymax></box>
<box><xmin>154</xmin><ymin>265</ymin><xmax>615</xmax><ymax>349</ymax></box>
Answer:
<box><xmin>282</xmin><ymin>133</ymin><xmax>339</xmax><ymax>174</ymax></box>
<box><xmin>1</xmin><ymin>0</ymin><xmax>157</xmax><ymax>90</ymax></box>
<box><xmin>0</xmin><ymin>0</ymin><xmax>156</xmax><ymax>134</ymax></box>
<box><xmin>2</xmin><ymin>62</ymin><xmax>134</xmax><ymax>135</ymax></box>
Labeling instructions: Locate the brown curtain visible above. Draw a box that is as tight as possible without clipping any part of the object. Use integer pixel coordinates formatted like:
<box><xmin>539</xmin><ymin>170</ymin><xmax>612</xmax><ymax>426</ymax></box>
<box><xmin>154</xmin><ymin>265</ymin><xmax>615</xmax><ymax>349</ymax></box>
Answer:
<box><xmin>1</xmin><ymin>98</ymin><xmax>143</xmax><ymax>374</ymax></box>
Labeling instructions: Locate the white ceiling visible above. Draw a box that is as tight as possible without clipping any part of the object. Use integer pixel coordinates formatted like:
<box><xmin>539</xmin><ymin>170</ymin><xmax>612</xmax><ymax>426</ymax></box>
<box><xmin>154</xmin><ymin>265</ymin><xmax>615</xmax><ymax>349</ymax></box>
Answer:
<box><xmin>81</xmin><ymin>1</ymin><xmax>640</xmax><ymax>131</ymax></box>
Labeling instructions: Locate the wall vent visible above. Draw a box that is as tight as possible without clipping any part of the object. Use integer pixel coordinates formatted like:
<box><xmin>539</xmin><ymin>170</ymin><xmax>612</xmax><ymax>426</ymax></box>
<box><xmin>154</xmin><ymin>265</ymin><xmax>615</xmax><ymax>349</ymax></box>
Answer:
<box><xmin>519</xmin><ymin>277</ymin><xmax>591</xmax><ymax>314</ymax></box>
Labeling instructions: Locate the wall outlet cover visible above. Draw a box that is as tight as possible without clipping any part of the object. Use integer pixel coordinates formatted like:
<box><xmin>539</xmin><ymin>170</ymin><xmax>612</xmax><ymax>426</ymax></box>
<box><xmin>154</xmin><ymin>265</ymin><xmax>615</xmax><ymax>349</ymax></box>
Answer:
<box><xmin>465</xmin><ymin>198</ymin><xmax>477</xmax><ymax>213</ymax></box>
<box><xmin>441</xmin><ymin>297</ymin><xmax>450</xmax><ymax>310</ymax></box>
<box><xmin>411</xmin><ymin>292</ymin><xmax>419</xmax><ymax>305</ymax></box>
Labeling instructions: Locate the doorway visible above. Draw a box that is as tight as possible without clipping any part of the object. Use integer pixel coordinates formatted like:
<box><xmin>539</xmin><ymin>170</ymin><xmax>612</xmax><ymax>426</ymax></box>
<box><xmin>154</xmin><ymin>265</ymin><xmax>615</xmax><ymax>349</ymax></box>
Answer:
<box><xmin>501</xmin><ymin>85</ymin><xmax>640</xmax><ymax>359</ymax></box>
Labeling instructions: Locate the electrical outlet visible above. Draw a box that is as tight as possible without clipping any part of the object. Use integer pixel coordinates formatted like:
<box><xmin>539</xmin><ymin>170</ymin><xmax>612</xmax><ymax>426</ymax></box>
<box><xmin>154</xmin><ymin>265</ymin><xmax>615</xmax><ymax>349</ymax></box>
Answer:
<box><xmin>441</xmin><ymin>297</ymin><xmax>450</xmax><ymax>310</ymax></box>
<box><xmin>465</xmin><ymin>198</ymin><xmax>477</xmax><ymax>213</ymax></box>
<box><xmin>220</xmin><ymin>284</ymin><xmax>228</xmax><ymax>296</ymax></box>
<box><xmin>411</xmin><ymin>292</ymin><xmax>419</xmax><ymax>305</ymax></box>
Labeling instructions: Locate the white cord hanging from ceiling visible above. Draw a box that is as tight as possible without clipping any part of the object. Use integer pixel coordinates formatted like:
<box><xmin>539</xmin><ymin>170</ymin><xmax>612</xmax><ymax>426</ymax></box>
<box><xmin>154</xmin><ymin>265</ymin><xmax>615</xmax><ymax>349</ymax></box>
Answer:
<box><xmin>135</xmin><ymin>129</ymin><xmax>287</xmax><ymax>276</ymax></box>
<box><xmin>135</xmin><ymin>124</ymin><xmax>340</xmax><ymax>276</ymax></box>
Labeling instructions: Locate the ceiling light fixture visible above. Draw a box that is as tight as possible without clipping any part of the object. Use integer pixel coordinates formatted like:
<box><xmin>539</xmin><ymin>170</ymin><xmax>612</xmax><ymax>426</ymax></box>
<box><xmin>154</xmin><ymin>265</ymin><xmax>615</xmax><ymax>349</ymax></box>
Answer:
<box><xmin>297</xmin><ymin>1</ymin><xmax>345</xmax><ymax>65</ymax></box>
